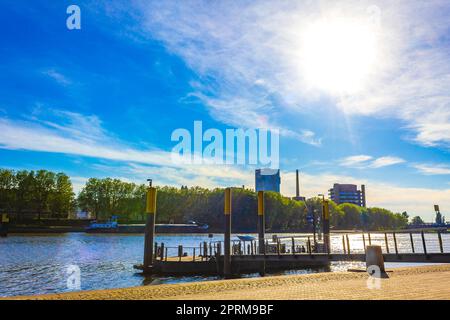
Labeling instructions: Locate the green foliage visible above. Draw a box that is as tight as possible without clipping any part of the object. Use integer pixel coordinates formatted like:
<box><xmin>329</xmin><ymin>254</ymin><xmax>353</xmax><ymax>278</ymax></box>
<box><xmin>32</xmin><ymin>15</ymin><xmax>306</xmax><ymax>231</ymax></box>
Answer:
<box><xmin>0</xmin><ymin>169</ymin><xmax>75</xmax><ymax>219</ymax></box>
<box><xmin>0</xmin><ymin>168</ymin><xmax>411</xmax><ymax>230</ymax></box>
<box><xmin>411</xmin><ymin>215</ymin><xmax>425</xmax><ymax>225</ymax></box>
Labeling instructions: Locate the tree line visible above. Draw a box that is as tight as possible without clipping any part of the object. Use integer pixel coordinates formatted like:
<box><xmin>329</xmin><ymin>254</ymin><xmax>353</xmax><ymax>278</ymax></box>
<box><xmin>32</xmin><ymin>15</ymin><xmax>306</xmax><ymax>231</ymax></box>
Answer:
<box><xmin>0</xmin><ymin>169</ymin><xmax>75</xmax><ymax>220</ymax></box>
<box><xmin>0</xmin><ymin>168</ymin><xmax>411</xmax><ymax>231</ymax></box>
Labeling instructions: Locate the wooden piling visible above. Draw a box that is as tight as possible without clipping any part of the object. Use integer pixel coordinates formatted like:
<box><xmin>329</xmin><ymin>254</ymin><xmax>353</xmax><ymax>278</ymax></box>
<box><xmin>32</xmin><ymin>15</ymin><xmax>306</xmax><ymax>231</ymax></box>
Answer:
<box><xmin>421</xmin><ymin>231</ymin><xmax>427</xmax><ymax>255</ymax></box>
<box><xmin>322</xmin><ymin>200</ymin><xmax>330</xmax><ymax>253</ymax></box>
<box><xmin>178</xmin><ymin>245</ymin><xmax>183</xmax><ymax>262</ymax></box>
<box><xmin>368</xmin><ymin>233</ymin><xmax>372</xmax><ymax>245</ymax></box>
<box><xmin>438</xmin><ymin>232</ymin><xmax>444</xmax><ymax>253</ymax></box>
<box><xmin>346</xmin><ymin>234</ymin><xmax>351</xmax><ymax>255</ymax></box>
<box><xmin>410</xmin><ymin>233</ymin><xmax>415</xmax><ymax>253</ymax></box>
<box><xmin>224</xmin><ymin>188</ymin><xmax>232</xmax><ymax>276</ymax></box>
<box><xmin>342</xmin><ymin>235</ymin><xmax>346</xmax><ymax>254</ymax></box>
<box><xmin>257</xmin><ymin>191</ymin><xmax>265</xmax><ymax>254</ymax></box>
<box><xmin>362</xmin><ymin>233</ymin><xmax>366</xmax><ymax>253</ymax></box>
<box><xmin>193</xmin><ymin>248</ymin><xmax>196</xmax><ymax>262</ymax></box>
<box><xmin>291</xmin><ymin>237</ymin><xmax>295</xmax><ymax>255</ymax></box>
<box><xmin>143</xmin><ymin>186</ymin><xmax>157</xmax><ymax>268</ymax></box>
<box><xmin>160</xmin><ymin>243</ymin><xmax>165</xmax><ymax>261</ymax></box>
<box><xmin>384</xmin><ymin>233</ymin><xmax>390</xmax><ymax>254</ymax></box>
<box><xmin>307</xmin><ymin>237</ymin><xmax>312</xmax><ymax>255</ymax></box>
<box><xmin>393</xmin><ymin>232</ymin><xmax>398</xmax><ymax>255</ymax></box>
<box><xmin>165</xmin><ymin>247</ymin><xmax>168</xmax><ymax>261</ymax></box>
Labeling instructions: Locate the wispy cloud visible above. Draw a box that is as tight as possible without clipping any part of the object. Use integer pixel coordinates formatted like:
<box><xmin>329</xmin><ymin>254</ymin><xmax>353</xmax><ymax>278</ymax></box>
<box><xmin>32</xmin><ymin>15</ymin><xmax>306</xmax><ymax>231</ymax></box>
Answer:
<box><xmin>413</xmin><ymin>163</ymin><xmax>450</xmax><ymax>175</ymax></box>
<box><xmin>369</xmin><ymin>156</ymin><xmax>405</xmax><ymax>168</ymax></box>
<box><xmin>339</xmin><ymin>154</ymin><xmax>405</xmax><ymax>169</ymax></box>
<box><xmin>42</xmin><ymin>69</ymin><xmax>72</xmax><ymax>86</ymax></box>
<box><xmin>114</xmin><ymin>0</ymin><xmax>450</xmax><ymax>150</ymax></box>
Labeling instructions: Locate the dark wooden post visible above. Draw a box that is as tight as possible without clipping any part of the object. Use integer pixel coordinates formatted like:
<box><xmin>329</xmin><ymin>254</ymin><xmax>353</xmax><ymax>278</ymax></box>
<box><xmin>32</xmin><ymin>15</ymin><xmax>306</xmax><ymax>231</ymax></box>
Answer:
<box><xmin>322</xmin><ymin>200</ymin><xmax>330</xmax><ymax>253</ymax></box>
<box><xmin>384</xmin><ymin>233</ymin><xmax>389</xmax><ymax>253</ymax></box>
<box><xmin>160</xmin><ymin>243</ymin><xmax>165</xmax><ymax>261</ymax></box>
<box><xmin>346</xmin><ymin>234</ymin><xmax>351</xmax><ymax>255</ymax></box>
<box><xmin>291</xmin><ymin>237</ymin><xmax>295</xmax><ymax>255</ymax></box>
<box><xmin>368</xmin><ymin>233</ymin><xmax>372</xmax><ymax>245</ymax></box>
<box><xmin>307</xmin><ymin>237</ymin><xmax>312</xmax><ymax>255</ymax></box>
<box><xmin>342</xmin><ymin>235</ymin><xmax>346</xmax><ymax>254</ymax></box>
<box><xmin>362</xmin><ymin>233</ymin><xmax>366</xmax><ymax>253</ymax></box>
<box><xmin>165</xmin><ymin>247</ymin><xmax>168</xmax><ymax>261</ymax></box>
<box><xmin>421</xmin><ymin>231</ymin><xmax>427</xmax><ymax>255</ymax></box>
<box><xmin>257</xmin><ymin>191</ymin><xmax>265</xmax><ymax>254</ymax></box>
<box><xmin>178</xmin><ymin>245</ymin><xmax>183</xmax><ymax>262</ymax></box>
<box><xmin>410</xmin><ymin>233</ymin><xmax>415</xmax><ymax>253</ymax></box>
<box><xmin>438</xmin><ymin>232</ymin><xmax>444</xmax><ymax>253</ymax></box>
<box><xmin>224</xmin><ymin>188</ymin><xmax>232</xmax><ymax>276</ymax></box>
<box><xmin>193</xmin><ymin>248</ymin><xmax>196</xmax><ymax>262</ymax></box>
<box><xmin>393</xmin><ymin>232</ymin><xmax>398</xmax><ymax>255</ymax></box>
<box><xmin>257</xmin><ymin>190</ymin><xmax>266</xmax><ymax>276</ymax></box>
<box><xmin>143</xmin><ymin>186</ymin><xmax>157</xmax><ymax>268</ymax></box>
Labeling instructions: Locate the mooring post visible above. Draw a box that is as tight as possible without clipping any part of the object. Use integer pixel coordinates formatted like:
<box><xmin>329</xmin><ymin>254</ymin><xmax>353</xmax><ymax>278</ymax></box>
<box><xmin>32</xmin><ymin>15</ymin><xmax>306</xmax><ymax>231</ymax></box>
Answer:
<box><xmin>366</xmin><ymin>245</ymin><xmax>385</xmax><ymax>273</ymax></box>
<box><xmin>362</xmin><ymin>233</ymin><xmax>366</xmax><ymax>253</ymax></box>
<box><xmin>346</xmin><ymin>234</ymin><xmax>351</xmax><ymax>255</ymax></box>
<box><xmin>368</xmin><ymin>233</ymin><xmax>372</xmax><ymax>245</ymax></box>
<box><xmin>154</xmin><ymin>242</ymin><xmax>158</xmax><ymax>260</ymax></box>
<box><xmin>257</xmin><ymin>191</ymin><xmax>265</xmax><ymax>254</ymax></box>
<box><xmin>342</xmin><ymin>235</ymin><xmax>346</xmax><ymax>254</ymax></box>
<box><xmin>410</xmin><ymin>233</ymin><xmax>415</xmax><ymax>253</ymax></box>
<box><xmin>257</xmin><ymin>190</ymin><xmax>266</xmax><ymax>276</ymax></box>
<box><xmin>165</xmin><ymin>247</ymin><xmax>168</xmax><ymax>261</ymax></box>
<box><xmin>276</xmin><ymin>239</ymin><xmax>281</xmax><ymax>256</ymax></box>
<box><xmin>224</xmin><ymin>187</ymin><xmax>232</xmax><ymax>276</ymax></box>
<box><xmin>421</xmin><ymin>231</ymin><xmax>427</xmax><ymax>255</ymax></box>
<box><xmin>322</xmin><ymin>199</ymin><xmax>330</xmax><ymax>253</ymax></box>
<box><xmin>143</xmin><ymin>185</ymin><xmax>157</xmax><ymax>269</ymax></box>
<box><xmin>160</xmin><ymin>243</ymin><xmax>165</xmax><ymax>261</ymax></box>
<box><xmin>307</xmin><ymin>236</ymin><xmax>312</xmax><ymax>255</ymax></box>
<box><xmin>438</xmin><ymin>232</ymin><xmax>444</xmax><ymax>253</ymax></box>
<box><xmin>393</xmin><ymin>232</ymin><xmax>398</xmax><ymax>255</ymax></box>
<box><xmin>291</xmin><ymin>237</ymin><xmax>295</xmax><ymax>255</ymax></box>
<box><xmin>384</xmin><ymin>233</ymin><xmax>389</xmax><ymax>253</ymax></box>
<box><xmin>203</xmin><ymin>241</ymin><xmax>208</xmax><ymax>258</ymax></box>
<box><xmin>193</xmin><ymin>248</ymin><xmax>196</xmax><ymax>262</ymax></box>
<box><xmin>178</xmin><ymin>245</ymin><xmax>183</xmax><ymax>262</ymax></box>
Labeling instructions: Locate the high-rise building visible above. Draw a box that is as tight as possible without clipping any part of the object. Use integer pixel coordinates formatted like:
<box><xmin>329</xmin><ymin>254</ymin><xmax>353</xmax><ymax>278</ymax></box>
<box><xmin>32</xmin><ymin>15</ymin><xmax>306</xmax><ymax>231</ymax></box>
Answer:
<box><xmin>328</xmin><ymin>183</ymin><xmax>366</xmax><ymax>207</ymax></box>
<box><xmin>255</xmin><ymin>169</ymin><xmax>280</xmax><ymax>192</ymax></box>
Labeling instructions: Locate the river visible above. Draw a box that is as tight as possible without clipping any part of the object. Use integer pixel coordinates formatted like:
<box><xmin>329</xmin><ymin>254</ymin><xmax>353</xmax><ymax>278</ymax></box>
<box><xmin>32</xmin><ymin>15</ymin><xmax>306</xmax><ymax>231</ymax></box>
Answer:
<box><xmin>0</xmin><ymin>232</ymin><xmax>448</xmax><ymax>297</ymax></box>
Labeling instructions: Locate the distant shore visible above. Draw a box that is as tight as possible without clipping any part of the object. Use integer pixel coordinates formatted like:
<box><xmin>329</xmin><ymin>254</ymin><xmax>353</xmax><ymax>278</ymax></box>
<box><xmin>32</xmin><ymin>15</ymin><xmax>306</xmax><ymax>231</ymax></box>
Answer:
<box><xmin>8</xmin><ymin>264</ymin><xmax>450</xmax><ymax>300</ymax></box>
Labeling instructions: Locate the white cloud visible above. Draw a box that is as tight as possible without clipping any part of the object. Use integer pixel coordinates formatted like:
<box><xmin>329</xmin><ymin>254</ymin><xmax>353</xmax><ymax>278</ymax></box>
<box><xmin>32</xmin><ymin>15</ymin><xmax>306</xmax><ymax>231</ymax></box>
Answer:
<box><xmin>413</xmin><ymin>163</ymin><xmax>450</xmax><ymax>175</ymax></box>
<box><xmin>120</xmin><ymin>0</ymin><xmax>450</xmax><ymax>149</ymax></box>
<box><xmin>339</xmin><ymin>155</ymin><xmax>405</xmax><ymax>169</ymax></box>
<box><xmin>42</xmin><ymin>69</ymin><xmax>71</xmax><ymax>86</ymax></box>
<box><xmin>369</xmin><ymin>156</ymin><xmax>405</xmax><ymax>168</ymax></box>
<box><xmin>340</xmin><ymin>155</ymin><xmax>373</xmax><ymax>167</ymax></box>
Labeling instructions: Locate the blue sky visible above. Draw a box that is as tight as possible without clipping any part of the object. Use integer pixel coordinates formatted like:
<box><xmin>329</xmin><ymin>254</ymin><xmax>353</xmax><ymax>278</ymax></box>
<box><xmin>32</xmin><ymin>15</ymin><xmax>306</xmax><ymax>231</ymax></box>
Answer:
<box><xmin>0</xmin><ymin>0</ymin><xmax>449</xmax><ymax>220</ymax></box>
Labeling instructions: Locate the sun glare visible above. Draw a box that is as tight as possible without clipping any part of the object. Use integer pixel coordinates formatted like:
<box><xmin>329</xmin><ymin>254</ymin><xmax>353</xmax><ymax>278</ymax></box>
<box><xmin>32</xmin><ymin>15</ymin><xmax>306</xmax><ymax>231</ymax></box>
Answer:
<box><xmin>300</xmin><ymin>18</ymin><xmax>378</xmax><ymax>95</ymax></box>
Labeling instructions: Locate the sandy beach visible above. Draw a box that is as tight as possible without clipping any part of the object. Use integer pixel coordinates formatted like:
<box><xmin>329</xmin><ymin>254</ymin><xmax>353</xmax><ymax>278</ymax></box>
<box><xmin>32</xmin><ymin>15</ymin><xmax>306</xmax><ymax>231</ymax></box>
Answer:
<box><xmin>7</xmin><ymin>264</ymin><xmax>450</xmax><ymax>300</ymax></box>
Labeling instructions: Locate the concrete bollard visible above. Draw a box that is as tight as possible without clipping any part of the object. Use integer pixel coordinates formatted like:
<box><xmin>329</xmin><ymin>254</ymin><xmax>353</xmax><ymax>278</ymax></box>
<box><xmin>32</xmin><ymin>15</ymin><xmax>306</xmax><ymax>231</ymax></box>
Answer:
<box><xmin>365</xmin><ymin>245</ymin><xmax>385</xmax><ymax>273</ymax></box>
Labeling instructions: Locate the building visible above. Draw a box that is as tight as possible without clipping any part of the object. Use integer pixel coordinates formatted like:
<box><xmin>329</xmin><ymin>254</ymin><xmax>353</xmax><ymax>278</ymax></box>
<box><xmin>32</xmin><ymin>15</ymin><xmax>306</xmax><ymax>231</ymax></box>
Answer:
<box><xmin>328</xmin><ymin>183</ymin><xmax>366</xmax><ymax>207</ymax></box>
<box><xmin>255</xmin><ymin>168</ymin><xmax>280</xmax><ymax>192</ymax></box>
<box><xmin>292</xmin><ymin>169</ymin><xmax>306</xmax><ymax>201</ymax></box>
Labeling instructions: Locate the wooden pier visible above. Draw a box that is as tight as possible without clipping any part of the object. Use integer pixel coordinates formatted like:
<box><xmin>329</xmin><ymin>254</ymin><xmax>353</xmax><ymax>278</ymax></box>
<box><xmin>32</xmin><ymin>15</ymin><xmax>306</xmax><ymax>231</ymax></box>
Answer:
<box><xmin>134</xmin><ymin>185</ymin><xmax>450</xmax><ymax>276</ymax></box>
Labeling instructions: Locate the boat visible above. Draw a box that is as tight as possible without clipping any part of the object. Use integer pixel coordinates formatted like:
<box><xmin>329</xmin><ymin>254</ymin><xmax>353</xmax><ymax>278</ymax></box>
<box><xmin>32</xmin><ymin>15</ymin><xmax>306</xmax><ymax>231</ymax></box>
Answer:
<box><xmin>237</xmin><ymin>235</ymin><xmax>256</xmax><ymax>242</ymax></box>
<box><xmin>86</xmin><ymin>217</ymin><xmax>209</xmax><ymax>233</ymax></box>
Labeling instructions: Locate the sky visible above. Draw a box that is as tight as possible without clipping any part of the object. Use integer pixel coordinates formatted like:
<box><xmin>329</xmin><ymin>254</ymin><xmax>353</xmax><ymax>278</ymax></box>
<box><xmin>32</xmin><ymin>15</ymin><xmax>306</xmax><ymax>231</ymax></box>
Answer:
<box><xmin>0</xmin><ymin>0</ymin><xmax>449</xmax><ymax>221</ymax></box>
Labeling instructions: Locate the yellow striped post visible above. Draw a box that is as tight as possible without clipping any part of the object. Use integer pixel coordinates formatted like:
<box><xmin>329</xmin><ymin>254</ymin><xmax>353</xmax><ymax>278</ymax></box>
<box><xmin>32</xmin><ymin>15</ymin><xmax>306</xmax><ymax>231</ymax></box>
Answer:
<box><xmin>322</xmin><ymin>199</ymin><xmax>330</xmax><ymax>253</ymax></box>
<box><xmin>224</xmin><ymin>188</ymin><xmax>232</xmax><ymax>276</ymax></box>
<box><xmin>257</xmin><ymin>191</ymin><xmax>266</xmax><ymax>275</ymax></box>
<box><xmin>144</xmin><ymin>187</ymin><xmax>157</xmax><ymax>268</ymax></box>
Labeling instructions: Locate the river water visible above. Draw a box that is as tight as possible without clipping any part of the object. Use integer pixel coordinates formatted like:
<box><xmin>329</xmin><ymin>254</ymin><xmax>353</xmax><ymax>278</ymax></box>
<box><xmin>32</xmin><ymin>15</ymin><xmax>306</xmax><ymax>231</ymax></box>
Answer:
<box><xmin>0</xmin><ymin>232</ymin><xmax>448</xmax><ymax>297</ymax></box>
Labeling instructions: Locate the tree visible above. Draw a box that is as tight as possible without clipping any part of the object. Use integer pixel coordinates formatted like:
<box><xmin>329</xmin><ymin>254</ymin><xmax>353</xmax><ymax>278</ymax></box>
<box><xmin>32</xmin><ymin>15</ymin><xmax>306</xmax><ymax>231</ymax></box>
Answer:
<box><xmin>411</xmin><ymin>216</ymin><xmax>424</xmax><ymax>225</ymax></box>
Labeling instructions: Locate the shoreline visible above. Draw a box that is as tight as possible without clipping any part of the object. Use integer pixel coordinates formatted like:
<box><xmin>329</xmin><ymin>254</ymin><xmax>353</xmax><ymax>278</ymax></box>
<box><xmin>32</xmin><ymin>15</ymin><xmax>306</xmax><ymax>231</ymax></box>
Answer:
<box><xmin>7</xmin><ymin>264</ymin><xmax>450</xmax><ymax>300</ymax></box>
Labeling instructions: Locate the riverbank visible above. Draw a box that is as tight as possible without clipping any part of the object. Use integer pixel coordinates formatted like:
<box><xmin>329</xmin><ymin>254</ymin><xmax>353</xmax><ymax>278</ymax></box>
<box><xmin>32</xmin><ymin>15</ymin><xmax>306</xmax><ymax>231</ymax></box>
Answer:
<box><xmin>8</xmin><ymin>264</ymin><xmax>450</xmax><ymax>300</ymax></box>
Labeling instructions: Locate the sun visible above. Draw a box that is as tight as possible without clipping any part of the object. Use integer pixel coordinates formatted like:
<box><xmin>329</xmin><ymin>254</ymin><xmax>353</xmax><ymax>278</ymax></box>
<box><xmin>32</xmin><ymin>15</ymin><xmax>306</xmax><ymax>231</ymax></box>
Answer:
<box><xmin>299</xmin><ymin>18</ymin><xmax>378</xmax><ymax>95</ymax></box>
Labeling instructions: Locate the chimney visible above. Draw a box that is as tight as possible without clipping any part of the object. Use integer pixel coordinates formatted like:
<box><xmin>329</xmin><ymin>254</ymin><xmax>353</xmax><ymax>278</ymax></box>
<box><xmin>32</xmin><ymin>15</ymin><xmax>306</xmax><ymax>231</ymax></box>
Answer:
<box><xmin>296</xmin><ymin>170</ymin><xmax>300</xmax><ymax>198</ymax></box>
<box><xmin>361</xmin><ymin>184</ymin><xmax>366</xmax><ymax>207</ymax></box>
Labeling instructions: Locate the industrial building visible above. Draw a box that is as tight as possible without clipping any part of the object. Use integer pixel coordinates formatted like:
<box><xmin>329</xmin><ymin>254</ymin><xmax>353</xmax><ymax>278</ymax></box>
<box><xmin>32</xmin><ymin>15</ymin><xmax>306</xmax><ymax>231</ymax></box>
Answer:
<box><xmin>328</xmin><ymin>183</ymin><xmax>366</xmax><ymax>207</ymax></box>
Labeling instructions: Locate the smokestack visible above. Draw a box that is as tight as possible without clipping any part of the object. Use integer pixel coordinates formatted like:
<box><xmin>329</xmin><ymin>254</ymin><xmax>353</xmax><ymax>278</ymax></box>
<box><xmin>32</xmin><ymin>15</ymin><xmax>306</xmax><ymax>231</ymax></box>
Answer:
<box><xmin>296</xmin><ymin>170</ymin><xmax>300</xmax><ymax>198</ymax></box>
<box><xmin>361</xmin><ymin>184</ymin><xmax>366</xmax><ymax>207</ymax></box>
